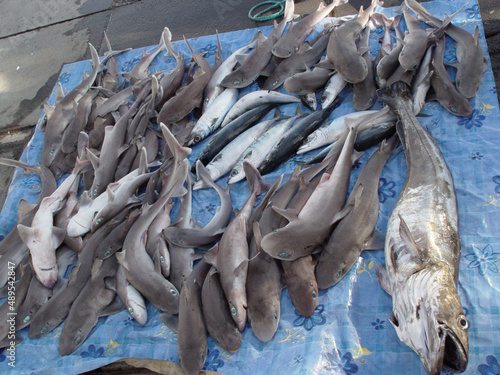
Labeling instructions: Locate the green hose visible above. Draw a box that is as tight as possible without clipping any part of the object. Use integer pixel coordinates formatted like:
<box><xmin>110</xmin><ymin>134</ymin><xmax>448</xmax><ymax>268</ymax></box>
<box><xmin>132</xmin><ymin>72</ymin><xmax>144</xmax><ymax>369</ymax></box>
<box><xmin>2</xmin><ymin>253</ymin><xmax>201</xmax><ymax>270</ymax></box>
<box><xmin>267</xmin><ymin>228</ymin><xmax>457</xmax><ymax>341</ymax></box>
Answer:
<box><xmin>248</xmin><ymin>0</ymin><xmax>286</xmax><ymax>21</ymax></box>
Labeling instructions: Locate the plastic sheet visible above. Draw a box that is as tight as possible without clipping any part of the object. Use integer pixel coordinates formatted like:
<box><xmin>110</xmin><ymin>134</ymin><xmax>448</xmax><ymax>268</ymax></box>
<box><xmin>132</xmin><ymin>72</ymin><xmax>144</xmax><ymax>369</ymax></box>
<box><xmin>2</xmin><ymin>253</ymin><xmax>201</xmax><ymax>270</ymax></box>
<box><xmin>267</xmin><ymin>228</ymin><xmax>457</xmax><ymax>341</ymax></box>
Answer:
<box><xmin>0</xmin><ymin>0</ymin><xmax>499</xmax><ymax>373</ymax></box>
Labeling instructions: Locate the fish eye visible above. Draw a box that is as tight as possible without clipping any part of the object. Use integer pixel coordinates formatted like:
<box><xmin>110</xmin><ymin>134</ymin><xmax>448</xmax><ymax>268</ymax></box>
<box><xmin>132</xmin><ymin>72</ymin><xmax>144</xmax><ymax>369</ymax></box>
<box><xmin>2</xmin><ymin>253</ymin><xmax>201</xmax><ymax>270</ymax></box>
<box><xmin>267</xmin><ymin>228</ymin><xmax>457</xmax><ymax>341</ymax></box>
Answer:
<box><xmin>194</xmin><ymin>135</ymin><xmax>202</xmax><ymax>143</ymax></box>
<box><xmin>320</xmin><ymin>96</ymin><xmax>326</xmax><ymax>103</ymax></box>
<box><xmin>233</xmin><ymin>80</ymin><xmax>240</xmax><ymax>85</ymax></box>
<box><xmin>170</xmin><ymin>289</ymin><xmax>177</xmax><ymax>296</ymax></box>
<box><xmin>278</xmin><ymin>252</ymin><xmax>288</xmax><ymax>258</ymax></box>
<box><xmin>401</xmin><ymin>51</ymin><xmax>405</xmax><ymax>56</ymax></box>
<box><xmin>40</xmin><ymin>327</ymin><xmax>47</xmax><ymax>334</ymax></box>
<box><xmin>128</xmin><ymin>307</ymin><xmax>134</xmax><ymax>314</ymax></box>
<box><xmin>24</xmin><ymin>315</ymin><xmax>30</xmax><ymax>322</ymax></box>
<box><xmin>201</xmin><ymin>353</ymin><xmax>205</xmax><ymax>361</ymax></box>
<box><xmin>171</xmin><ymin>117</ymin><xmax>177</xmax><ymax>122</ymax></box>
<box><xmin>231</xmin><ymin>306</ymin><xmax>237</xmax><ymax>315</ymax></box>
<box><xmin>451</xmin><ymin>107</ymin><xmax>457</xmax><ymax>113</ymax></box>
<box><xmin>96</xmin><ymin>218</ymin><xmax>102</xmax><ymax>225</ymax></box>
<box><xmin>93</xmin><ymin>189</ymin><xmax>98</xmax><ymax>197</ymax></box>
<box><xmin>273</xmin><ymin>80</ymin><xmax>279</xmax><ymax>86</ymax></box>
<box><xmin>160</xmin><ymin>256</ymin><xmax>165</xmax><ymax>264</ymax></box>
<box><xmin>204</xmin><ymin>98</ymin><xmax>209</xmax><ymax>103</ymax></box>
<box><xmin>74</xmin><ymin>337</ymin><xmax>81</xmax><ymax>345</ymax></box>
<box><xmin>312</xmin><ymin>291</ymin><xmax>317</xmax><ymax>299</ymax></box>
<box><xmin>458</xmin><ymin>315</ymin><xmax>468</xmax><ymax>329</ymax></box>
<box><xmin>230</xmin><ymin>169</ymin><xmax>239</xmax><ymax>177</ymax></box>
<box><xmin>104</xmin><ymin>250</ymin><xmax>110</xmax><ymax>257</ymax></box>
<box><xmin>338</xmin><ymin>270</ymin><xmax>342</xmax><ymax>277</ymax></box>
<box><xmin>49</xmin><ymin>150</ymin><xmax>55</xmax><ymax>156</ymax></box>
<box><xmin>274</xmin><ymin>313</ymin><xmax>278</xmax><ymax>322</ymax></box>
<box><xmin>368</xmin><ymin>98</ymin><xmax>373</xmax><ymax>103</ymax></box>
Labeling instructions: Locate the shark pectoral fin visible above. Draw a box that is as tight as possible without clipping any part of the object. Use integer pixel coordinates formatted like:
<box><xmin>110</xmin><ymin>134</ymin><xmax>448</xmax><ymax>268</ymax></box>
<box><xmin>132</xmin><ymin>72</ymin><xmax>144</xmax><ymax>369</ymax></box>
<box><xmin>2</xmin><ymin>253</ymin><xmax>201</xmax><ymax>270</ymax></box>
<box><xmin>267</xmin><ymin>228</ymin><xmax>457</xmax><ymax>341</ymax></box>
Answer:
<box><xmin>55</xmin><ymin>82</ymin><xmax>65</xmax><ymax>104</ymax></box>
<box><xmin>234</xmin><ymin>259</ymin><xmax>249</xmax><ymax>277</ymax></box>
<box><xmin>18</xmin><ymin>199</ymin><xmax>36</xmax><ymax>219</ymax></box>
<box><xmin>298</xmin><ymin>42</ymin><xmax>312</xmax><ymax>53</ymax></box>
<box><xmin>153</xmin><ymin>249</ymin><xmax>162</xmax><ymax>274</ymax></box>
<box><xmin>106</xmin><ymin>185</ymin><xmax>116</xmax><ymax>201</ymax></box>
<box><xmin>330</xmin><ymin>204</ymin><xmax>352</xmax><ymax>226</ymax></box>
<box><xmin>160</xmin><ymin>313</ymin><xmax>179</xmax><ymax>333</ymax></box>
<box><xmin>171</xmin><ymin>184</ymin><xmax>187</xmax><ymax>198</ymax></box>
<box><xmin>314</xmin><ymin>60</ymin><xmax>335</xmax><ymax>70</ymax></box>
<box><xmin>252</xmin><ymin>221</ymin><xmax>263</xmax><ymax>248</ymax></box>
<box><xmin>357</xmin><ymin>46</ymin><xmax>373</xmax><ymax>55</ymax></box>
<box><xmin>52</xmin><ymin>227</ymin><xmax>67</xmax><ymax>248</ymax></box>
<box><xmin>86</xmin><ymin>148</ymin><xmax>100</xmax><ymax>171</ymax></box>
<box><xmin>100</xmin><ymin>298</ymin><xmax>124</xmax><ymax>317</ymax></box>
<box><xmin>203</xmin><ymin>243</ymin><xmax>219</xmax><ymax>268</ymax></box>
<box><xmin>104</xmin><ymin>276</ymin><xmax>117</xmax><ymax>292</ymax></box>
<box><xmin>234</xmin><ymin>54</ymin><xmax>247</xmax><ymax>65</ymax></box>
<box><xmin>43</xmin><ymin>104</ymin><xmax>55</xmax><ymax>123</ymax></box>
<box><xmin>397</xmin><ymin>214</ymin><xmax>422</xmax><ymax>260</ymax></box>
<box><xmin>17</xmin><ymin>224</ymin><xmax>35</xmax><ymax>244</ymax></box>
<box><xmin>375</xmin><ymin>265</ymin><xmax>392</xmax><ymax>295</ymax></box>
<box><xmin>272</xmin><ymin>206</ymin><xmax>299</xmax><ymax>222</ymax></box>
<box><xmin>363</xmin><ymin>229</ymin><xmax>386</xmax><ymax>251</ymax></box>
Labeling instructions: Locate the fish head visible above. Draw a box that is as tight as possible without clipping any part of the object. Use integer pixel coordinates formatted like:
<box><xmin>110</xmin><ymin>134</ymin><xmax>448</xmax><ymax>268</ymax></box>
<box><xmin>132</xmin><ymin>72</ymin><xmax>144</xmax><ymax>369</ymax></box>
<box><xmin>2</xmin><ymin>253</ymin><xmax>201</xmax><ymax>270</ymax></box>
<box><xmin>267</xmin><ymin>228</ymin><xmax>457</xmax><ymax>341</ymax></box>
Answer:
<box><xmin>91</xmin><ymin>212</ymin><xmax>106</xmax><ymax>233</ymax></box>
<box><xmin>42</xmin><ymin>144</ymin><xmax>58</xmax><ymax>167</ymax></box>
<box><xmin>58</xmin><ymin>326</ymin><xmax>87</xmax><ymax>356</ymax></box>
<box><xmin>228</xmin><ymin>289</ymin><xmax>247</xmax><ymax>332</ymax></box>
<box><xmin>287</xmin><ymin>277</ymin><xmax>318</xmax><ymax>318</ymax></box>
<box><xmin>339</xmin><ymin>56</ymin><xmax>368</xmax><ymax>84</ymax></box>
<box><xmin>126</xmin><ymin>286</ymin><xmax>148</xmax><ymax>325</ymax></box>
<box><xmin>399</xmin><ymin>44</ymin><xmax>423</xmax><ymax>72</ymax></box>
<box><xmin>187</xmin><ymin>130</ymin><xmax>204</xmax><ymax>146</ymax></box>
<box><xmin>35</xmin><ymin>266</ymin><xmax>58</xmax><ymax>289</ymax></box>
<box><xmin>227</xmin><ymin>165</ymin><xmax>244</xmax><ymax>185</ymax></box>
<box><xmin>180</xmin><ymin>343</ymin><xmax>208</xmax><ymax>375</ymax></box>
<box><xmin>220</xmin><ymin>72</ymin><xmax>250</xmax><ymax>89</ymax></box>
<box><xmin>249</xmin><ymin>295</ymin><xmax>281</xmax><ymax>342</ymax></box>
<box><xmin>389</xmin><ymin>264</ymin><xmax>468</xmax><ymax>374</ymax></box>
<box><xmin>300</xmin><ymin>93</ymin><xmax>317</xmax><ymax>111</ymax></box>
<box><xmin>272</xmin><ymin>44</ymin><xmax>294</xmax><ymax>59</ymax></box>
<box><xmin>455</xmin><ymin>73</ymin><xmax>481</xmax><ymax>100</ymax></box>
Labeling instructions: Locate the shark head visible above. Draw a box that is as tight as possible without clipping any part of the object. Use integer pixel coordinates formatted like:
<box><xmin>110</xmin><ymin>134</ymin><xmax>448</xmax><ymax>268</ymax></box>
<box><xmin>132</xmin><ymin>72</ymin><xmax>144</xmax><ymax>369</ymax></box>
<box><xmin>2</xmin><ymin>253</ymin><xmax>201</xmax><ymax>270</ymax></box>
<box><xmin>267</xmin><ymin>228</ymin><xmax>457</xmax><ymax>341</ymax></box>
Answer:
<box><xmin>249</xmin><ymin>294</ymin><xmax>281</xmax><ymax>342</ymax></box>
<box><xmin>389</xmin><ymin>264</ymin><xmax>468</xmax><ymax>375</ymax></box>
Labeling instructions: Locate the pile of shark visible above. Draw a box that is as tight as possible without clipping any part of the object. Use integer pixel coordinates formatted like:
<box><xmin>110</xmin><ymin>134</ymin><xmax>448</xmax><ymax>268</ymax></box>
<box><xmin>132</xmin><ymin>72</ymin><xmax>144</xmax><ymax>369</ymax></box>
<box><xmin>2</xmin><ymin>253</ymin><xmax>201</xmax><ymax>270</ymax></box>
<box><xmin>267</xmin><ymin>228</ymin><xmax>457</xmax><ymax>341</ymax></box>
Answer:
<box><xmin>0</xmin><ymin>0</ymin><xmax>487</xmax><ymax>373</ymax></box>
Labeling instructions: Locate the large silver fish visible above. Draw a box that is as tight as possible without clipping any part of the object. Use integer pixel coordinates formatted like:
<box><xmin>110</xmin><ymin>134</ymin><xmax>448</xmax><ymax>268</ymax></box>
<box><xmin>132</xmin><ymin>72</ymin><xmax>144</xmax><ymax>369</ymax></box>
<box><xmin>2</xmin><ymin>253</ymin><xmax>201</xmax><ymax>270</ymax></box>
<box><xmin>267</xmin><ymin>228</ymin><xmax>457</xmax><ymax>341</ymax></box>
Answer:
<box><xmin>376</xmin><ymin>81</ymin><xmax>468</xmax><ymax>375</ymax></box>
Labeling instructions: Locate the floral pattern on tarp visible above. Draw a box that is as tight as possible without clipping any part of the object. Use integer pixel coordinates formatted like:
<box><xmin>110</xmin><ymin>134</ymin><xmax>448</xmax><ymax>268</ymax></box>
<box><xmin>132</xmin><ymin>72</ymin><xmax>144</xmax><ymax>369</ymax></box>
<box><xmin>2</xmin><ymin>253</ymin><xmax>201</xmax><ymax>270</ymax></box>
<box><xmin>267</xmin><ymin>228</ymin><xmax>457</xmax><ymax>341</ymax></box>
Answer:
<box><xmin>199</xmin><ymin>44</ymin><xmax>218</xmax><ymax>58</ymax></box>
<box><xmin>57</xmin><ymin>72</ymin><xmax>71</xmax><ymax>84</ymax></box>
<box><xmin>465</xmin><ymin>245</ymin><xmax>500</xmax><ymax>275</ymax></box>
<box><xmin>371</xmin><ymin>318</ymin><xmax>385</xmax><ymax>330</ymax></box>
<box><xmin>324</xmin><ymin>349</ymin><xmax>359</xmax><ymax>374</ymax></box>
<box><xmin>202</xmin><ymin>348</ymin><xmax>224</xmax><ymax>371</ymax></box>
<box><xmin>479</xmin><ymin>355</ymin><xmax>500</xmax><ymax>375</ymax></box>
<box><xmin>493</xmin><ymin>175</ymin><xmax>500</xmax><ymax>194</ymax></box>
<box><xmin>378</xmin><ymin>178</ymin><xmax>396</xmax><ymax>203</ymax></box>
<box><xmin>457</xmin><ymin>109</ymin><xmax>486</xmax><ymax>129</ymax></box>
<box><xmin>293</xmin><ymin>305</ymin><xmax>326</xmax><ymax>331</ymax></box>
<box><xmin>81</xmin><ymin>344</ymin><xmax>105</xmax><ymax>358</ymax></box>
<box><xmin>471</xmin><ymin>152</ymin><xmax>483</xmax><ymax>160</ymax></box>
<box><xmin>466</xmin><ymin>4</ymin><xmax>481</xmax><ymax>19</ymax></box>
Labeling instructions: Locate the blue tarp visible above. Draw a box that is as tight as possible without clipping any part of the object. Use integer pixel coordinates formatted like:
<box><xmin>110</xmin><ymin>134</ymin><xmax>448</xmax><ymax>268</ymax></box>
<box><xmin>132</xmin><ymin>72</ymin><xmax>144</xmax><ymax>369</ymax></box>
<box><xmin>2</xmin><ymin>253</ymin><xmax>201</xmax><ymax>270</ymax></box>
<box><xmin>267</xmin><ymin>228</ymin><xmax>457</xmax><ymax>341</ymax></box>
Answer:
<box><xmin>1</xmin><ymin>0</ymin><xmax>499</xmax><ymax>373</ymax></box>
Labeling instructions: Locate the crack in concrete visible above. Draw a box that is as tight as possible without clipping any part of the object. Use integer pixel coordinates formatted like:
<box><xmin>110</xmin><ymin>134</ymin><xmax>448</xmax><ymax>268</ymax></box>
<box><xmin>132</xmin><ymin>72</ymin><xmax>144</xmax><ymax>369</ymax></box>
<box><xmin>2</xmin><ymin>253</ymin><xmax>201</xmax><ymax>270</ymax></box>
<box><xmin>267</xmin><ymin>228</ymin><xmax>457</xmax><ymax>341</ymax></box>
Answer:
<box><xmin>0</xmin><ymin>0</ymin><xmax>141</xmax><ymax>41</ymax></box>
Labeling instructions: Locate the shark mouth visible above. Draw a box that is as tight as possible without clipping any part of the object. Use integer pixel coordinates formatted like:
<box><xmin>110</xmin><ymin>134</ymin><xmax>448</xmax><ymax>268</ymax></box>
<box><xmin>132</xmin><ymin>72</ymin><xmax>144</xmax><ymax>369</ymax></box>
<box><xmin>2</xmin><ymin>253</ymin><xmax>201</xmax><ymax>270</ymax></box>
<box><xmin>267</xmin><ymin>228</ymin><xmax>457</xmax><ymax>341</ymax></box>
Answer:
<box><xmin>441</xmin><ymin>323</ymin><xmax>468</xmax><ymax>373</ymax></box>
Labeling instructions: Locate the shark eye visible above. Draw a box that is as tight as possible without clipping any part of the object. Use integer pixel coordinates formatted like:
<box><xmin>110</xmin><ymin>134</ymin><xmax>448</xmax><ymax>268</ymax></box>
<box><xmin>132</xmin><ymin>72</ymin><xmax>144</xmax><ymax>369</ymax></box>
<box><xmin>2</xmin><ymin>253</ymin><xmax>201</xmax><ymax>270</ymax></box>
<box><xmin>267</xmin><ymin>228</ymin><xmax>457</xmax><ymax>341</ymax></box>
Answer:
<box><xmin>233</xmin><ymin>81</ymin><xmax>240</xmax><ymax>85</ymax></box>
<box><xmin>74</xmin><ymin>337</ymin><xmax>81</xmax><ymax>345</ymax></box>
<box><xmin>170</xmin><ymin>289</ymin><xmax>177</xmax><ymax>296</ymax></box>
<box><xmin>289</xmin><ymin>49</ymin><xmax>293</xmax><ymax>55</ymax></box>
<box><xmin>104</xmin><ymin>250</ymin><xmax>110</xmax><ymax>257</ymax></box>
<box><xmin>278</xmin><ymin>252</ymin><xmax>288</xmax><ymax>258</ymax></box>
<box><xmin>273</xmin><ymin>80</ymin><xmax>279</xmax><ymax>86</ymax></box>
<box><xmin>40</xmin><ymin>327</ymin><xmax>47</xmax><ymax>334</ymax></box>
<box><xmin>401</xmin><ymin>51</ymin><xmax>405</xmax><ymax>56</ymax></box>
<box><xmin>171</xmin><ymin>117</ymin><xmax>177</xmax><ymax>122</ymax></box>
<box><xmin>96</xmin><ymin>218</ymin><xmax>102</xmax><ymax>225</ymax></box>
<box><xmin>450</xmin><ymin>107</ymin><xmax>457</xmax><ymax>113</ymax></box>
<box><xmin>458</xmin><ymin>315</ymin><xmax>468</xmax><ymax>329</ymax></box>
<box><xmin>160</xmin><ymin>256</ymin><xmax>165</xmax><ymax>264</ymax></box>
<box><xmin>93</xmin><ymin>189</ymin><xmax>98</xmax><ymax>197</ymax></box>
<box><xmin>204</xmin><ymin>98</ymin><xmax>209</xmax><ymax>103</ymax></box>
<box><xmin>274</xmin><ymin>313</ymin><xmax>278</xmax><ymax>322</ymax></box>
<box><xmin>231</xmin><ymin>306</ymin><xmax>237</xmax><ymax>315</ymax></box>
<box><xmin>338</xmin><ymin>270</ymin><xmax>342</xmax><ymax>277</ymax></box>
<box><xmin>24</xmin><ymin>316</ymin><xmax>31</xmax><ymax>322</ymax></box>
<box><xmin>312</xmin><ymin>291</ymin><xmax>317</xmax><ymax>299</ymax></box>
<box><xmin>49</xmin><ymin>150</ymin><xmax>55</xmax><ymax>156</ymax></box>
<box><xmin>128</xmin><ymin>307</ymin><xmax>134</xmax><ymax>314</ymax></box>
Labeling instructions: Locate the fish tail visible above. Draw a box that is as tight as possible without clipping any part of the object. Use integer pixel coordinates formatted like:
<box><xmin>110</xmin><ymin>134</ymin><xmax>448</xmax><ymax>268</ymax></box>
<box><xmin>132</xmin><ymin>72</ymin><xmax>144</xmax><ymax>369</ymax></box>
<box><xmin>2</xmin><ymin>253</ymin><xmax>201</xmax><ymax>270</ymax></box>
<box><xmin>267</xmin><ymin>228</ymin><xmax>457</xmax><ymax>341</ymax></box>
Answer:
<box><xmin>243</xmin><ymin>160</ymin><xmax>271</xmax><ymax>196</ymax></box>
<box><xmin>162</xmin><ymin>27</ymin><xmax>176</xmax><ymax>57</ymax></box>
<box><xmin>376</xmin><ymin>81</ymin><xmax>412</xmax><ymax>111</ymax></box>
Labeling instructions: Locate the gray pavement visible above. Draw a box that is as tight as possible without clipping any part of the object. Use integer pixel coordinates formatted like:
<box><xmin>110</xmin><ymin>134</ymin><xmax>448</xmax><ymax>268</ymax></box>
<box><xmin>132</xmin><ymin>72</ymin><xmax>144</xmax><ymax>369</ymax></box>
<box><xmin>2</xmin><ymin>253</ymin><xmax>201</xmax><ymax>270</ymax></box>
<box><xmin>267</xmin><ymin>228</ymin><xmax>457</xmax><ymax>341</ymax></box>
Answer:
<box><xmin>0</xmin><ymin>0</ymin><xmax>498</xmax><ymax>211</ymax></box>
